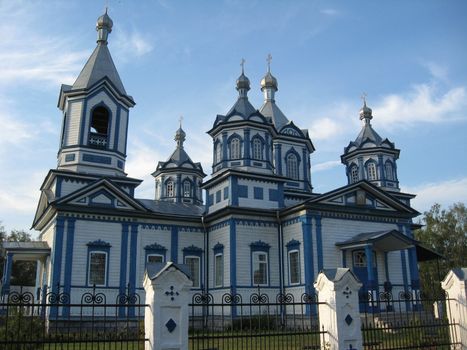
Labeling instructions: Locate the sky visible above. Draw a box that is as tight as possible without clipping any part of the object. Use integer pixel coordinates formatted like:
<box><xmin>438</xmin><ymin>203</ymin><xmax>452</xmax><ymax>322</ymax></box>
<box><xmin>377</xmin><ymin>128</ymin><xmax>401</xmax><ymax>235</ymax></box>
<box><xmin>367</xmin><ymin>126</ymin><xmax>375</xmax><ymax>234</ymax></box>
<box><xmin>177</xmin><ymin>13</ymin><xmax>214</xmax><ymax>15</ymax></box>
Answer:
<box><xmin>0</xmin><ymin>0</ymin><xmax>466</xmax><ymax>235</ymax></box>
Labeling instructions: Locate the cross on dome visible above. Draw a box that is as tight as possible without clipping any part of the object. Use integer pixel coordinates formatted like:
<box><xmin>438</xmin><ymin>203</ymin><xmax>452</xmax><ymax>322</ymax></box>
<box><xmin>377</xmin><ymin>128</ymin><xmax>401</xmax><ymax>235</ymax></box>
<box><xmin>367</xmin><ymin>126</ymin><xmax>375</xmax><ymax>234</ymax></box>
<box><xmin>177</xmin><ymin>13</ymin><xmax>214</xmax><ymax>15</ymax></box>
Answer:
<box><xmin>267</xmin><ymin>53</ymin><xmax>272</xmax><ymax>72</ymax></box>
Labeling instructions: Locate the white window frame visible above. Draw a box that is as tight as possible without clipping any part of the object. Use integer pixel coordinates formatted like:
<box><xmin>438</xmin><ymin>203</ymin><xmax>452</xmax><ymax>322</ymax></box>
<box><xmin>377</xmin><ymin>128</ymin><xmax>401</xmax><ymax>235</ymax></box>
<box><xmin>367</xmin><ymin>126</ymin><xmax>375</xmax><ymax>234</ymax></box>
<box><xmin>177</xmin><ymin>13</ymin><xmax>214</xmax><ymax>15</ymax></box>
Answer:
<box><xmin>385</xmin><ymin>162</ymin><xmax>394</xmax><ymax>181</ymax></box>
<box><xmin>166</xmin><ymin>180</ymin><xmax>174</xmax><ymax>197</ymax></box>
<box><xmin>88</xmin><ymin>251</ymin><xmax>107</xmax><ymax>287</ymax></box>
<box><xmin>252</xmin><ymin>138</ymin><xmax>262</xmax><ymax>160</ymax></box>
<box><xmin>215</xmin><ymin>143</ymin><xmax>222</xmax><ymax>163</ymax></box>
<box><xmin>286</xmin><ymin>154</ymin><xmax>299</xmax><ymax>180</ymax></box>
<box><xmin>147</xmin><ymin>254</ymin><xmax>164</xmax><ymax>264</ymax></box>
<box><xmin>367</xmin><ymin>162</ymin><xmax>377</xmax><ymax>181</ymax></box>
<box><xmin>214</xmin><ymin>253</ymin><xmax>224</xmax><ymax>287</ymax></box>
<box><xmin>288</xmin><ymin>249</ymin><xmax>301</xmax><ymax>285</ymax></box>
<box><xmin>183</xmin><ymin>181</ymin><xmax>191</xmax><ymax>197</ymax></box>
<box><xmin>230</xmin><ymin>138</ymin><xmax>241</xmax><ymax>159</ymax></box>
<box><xmin>350</xmin><ymin>165</ymin><xmax>359</xmax><ymax>183</ymax></box>
<box><xmin>185</xmin><ymin>255</ymin><xmax>201</xmax><ymax>288</ymax></box>
<box><xmin>252</xmin><ymin>251</ymin><xmax>268</xmax><ymax>286</ymax></box>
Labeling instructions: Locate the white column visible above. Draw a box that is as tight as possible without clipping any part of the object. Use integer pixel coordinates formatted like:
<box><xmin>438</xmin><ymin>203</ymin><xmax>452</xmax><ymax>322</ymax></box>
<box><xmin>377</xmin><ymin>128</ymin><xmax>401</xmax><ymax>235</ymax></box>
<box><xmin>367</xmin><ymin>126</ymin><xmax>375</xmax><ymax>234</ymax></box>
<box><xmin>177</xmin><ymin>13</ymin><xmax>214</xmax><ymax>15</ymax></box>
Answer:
<box><xmin>144</xmin><ymin>262</ymin><xmax>193</xmax><ymax>350</ymax></box>
<box><xmin>441</xmin><ymin>268</ymin><xmax>467</xmax><ymax>349</ymax></box>
<box><xmin>314</xmin><ymin>268</ymin><xmax>363</xmax><ymax>350</ymax></box>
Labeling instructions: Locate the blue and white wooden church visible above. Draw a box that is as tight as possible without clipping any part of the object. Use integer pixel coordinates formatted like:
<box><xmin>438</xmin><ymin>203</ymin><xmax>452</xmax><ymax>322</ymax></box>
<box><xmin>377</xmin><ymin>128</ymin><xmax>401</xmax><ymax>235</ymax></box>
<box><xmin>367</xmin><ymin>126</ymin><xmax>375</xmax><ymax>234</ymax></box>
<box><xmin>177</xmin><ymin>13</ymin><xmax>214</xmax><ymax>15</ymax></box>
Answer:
<box><xmin>2</xmin><ymin>12</ymin><xmax>437</xmax><ymax>314</ymax></box>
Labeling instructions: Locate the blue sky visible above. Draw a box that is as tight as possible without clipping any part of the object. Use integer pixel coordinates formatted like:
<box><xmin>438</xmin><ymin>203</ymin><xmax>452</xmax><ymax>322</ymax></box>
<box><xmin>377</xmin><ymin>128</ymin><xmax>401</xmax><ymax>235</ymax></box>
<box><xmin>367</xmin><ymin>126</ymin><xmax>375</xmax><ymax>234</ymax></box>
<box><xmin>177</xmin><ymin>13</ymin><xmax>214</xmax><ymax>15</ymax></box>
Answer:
<box><xmin>0</xmin><ymin>0</ymin><xmax>466</xmax><ymax>235</ymax></box>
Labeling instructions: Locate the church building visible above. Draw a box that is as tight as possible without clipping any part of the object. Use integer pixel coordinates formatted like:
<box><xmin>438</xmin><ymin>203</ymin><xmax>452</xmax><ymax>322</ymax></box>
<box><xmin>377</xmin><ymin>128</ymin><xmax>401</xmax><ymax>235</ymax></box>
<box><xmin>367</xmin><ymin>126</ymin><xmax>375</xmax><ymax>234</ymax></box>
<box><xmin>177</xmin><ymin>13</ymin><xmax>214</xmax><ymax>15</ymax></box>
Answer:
<box><xmin>1</xmin><ymin>12</ymin><xmax>435</xmax><ymax>315</ymax></box>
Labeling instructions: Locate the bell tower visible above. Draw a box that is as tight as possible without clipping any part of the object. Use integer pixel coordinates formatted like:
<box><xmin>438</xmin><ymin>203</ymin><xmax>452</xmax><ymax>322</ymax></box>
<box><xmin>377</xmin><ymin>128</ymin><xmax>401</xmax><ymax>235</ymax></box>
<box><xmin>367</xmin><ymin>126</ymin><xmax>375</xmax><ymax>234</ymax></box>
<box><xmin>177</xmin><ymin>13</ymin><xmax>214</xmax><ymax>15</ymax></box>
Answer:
<box><xmin>57</xmin><ymin>10</ymin><xmax>135</xmax><ymax>177</ymax></box>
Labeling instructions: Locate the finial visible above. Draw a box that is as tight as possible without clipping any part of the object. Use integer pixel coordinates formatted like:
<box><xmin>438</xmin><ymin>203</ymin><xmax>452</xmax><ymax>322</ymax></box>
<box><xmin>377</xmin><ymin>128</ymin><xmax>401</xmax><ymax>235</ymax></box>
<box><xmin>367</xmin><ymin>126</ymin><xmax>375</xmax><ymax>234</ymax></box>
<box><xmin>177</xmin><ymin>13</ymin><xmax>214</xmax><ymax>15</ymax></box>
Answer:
<box><xmin>96</xmin><ymin>8</ymin><xmax>113</xmax><ymax>44</ymax></box>
<box><xmin>359</xmin><ymin>92</ymin><xmax>373</xmax><ymax>123</ymax></box>
<box><xmin>361</xmin><ymin>92</ymin><xmax>367</xmax><ymax>106</ymax></box>
<box><xmin>267</xmin><ymin>53</ymin><xmax>272</xmax><ymax>73</ymax></box>
<box><xmin>240</xmin><ymin>58</ymin><xmax>245</xmax><ymax>74</ymax></box>
<box><xmin>174</xmin><ymin>120</ymin><xmax>186</xmax><ymax>149</ymax></box>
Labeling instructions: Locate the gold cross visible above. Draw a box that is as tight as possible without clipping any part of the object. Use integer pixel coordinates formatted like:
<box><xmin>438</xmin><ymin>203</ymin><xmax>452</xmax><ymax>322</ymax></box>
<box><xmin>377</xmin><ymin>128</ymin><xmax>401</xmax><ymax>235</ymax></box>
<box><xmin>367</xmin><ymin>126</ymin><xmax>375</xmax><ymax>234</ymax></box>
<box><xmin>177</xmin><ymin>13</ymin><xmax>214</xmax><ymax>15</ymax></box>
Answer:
<box><xmin>361</xmin><ymin>92</ymin><xmax>367</xmax><ymax>105</ymax></box>
<box><xmin>179</xmin><ymin>115</ymin><xmax>184</xmax><ymax>128</ymax></box>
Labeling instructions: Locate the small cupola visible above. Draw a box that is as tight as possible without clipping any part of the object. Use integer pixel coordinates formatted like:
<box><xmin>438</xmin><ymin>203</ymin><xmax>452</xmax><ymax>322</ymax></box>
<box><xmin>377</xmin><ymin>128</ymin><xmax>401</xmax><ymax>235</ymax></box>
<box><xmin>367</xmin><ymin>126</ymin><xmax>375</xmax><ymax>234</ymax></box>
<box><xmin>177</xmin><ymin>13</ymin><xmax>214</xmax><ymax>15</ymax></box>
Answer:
<box><xmin>341</xmin><ymin>96</ymin><xmax>401</xmax><ymax>192</ymax></box>
<box><xmin>96</xmin><ymin>9</ymin><xmax>113</xmax><ymax>44</ymax></box>
<box><xmin>152</xmin><ymin>122</ymin><xmax>206</xmax><ymax>204</ymax></box>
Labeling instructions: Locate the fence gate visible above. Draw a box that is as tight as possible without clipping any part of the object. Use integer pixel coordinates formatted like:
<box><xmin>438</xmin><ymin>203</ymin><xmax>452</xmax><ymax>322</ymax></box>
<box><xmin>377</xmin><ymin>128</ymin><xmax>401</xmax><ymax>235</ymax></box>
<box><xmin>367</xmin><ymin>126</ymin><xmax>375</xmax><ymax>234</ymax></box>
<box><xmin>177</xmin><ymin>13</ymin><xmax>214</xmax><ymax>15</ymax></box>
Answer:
<box><xmin>0</xmin><ymin>285</ymin><xmax>148</xmax><ymax>350</ymax></box>
<box><xmin>189</xmin><ymin>289</ymin><xmax>327</xmax><ymax>350</ymax></box>
<box><xmin>359</xmin><ymin>288</ymin><xmax>461</xmax><ymax>349</ymax></box>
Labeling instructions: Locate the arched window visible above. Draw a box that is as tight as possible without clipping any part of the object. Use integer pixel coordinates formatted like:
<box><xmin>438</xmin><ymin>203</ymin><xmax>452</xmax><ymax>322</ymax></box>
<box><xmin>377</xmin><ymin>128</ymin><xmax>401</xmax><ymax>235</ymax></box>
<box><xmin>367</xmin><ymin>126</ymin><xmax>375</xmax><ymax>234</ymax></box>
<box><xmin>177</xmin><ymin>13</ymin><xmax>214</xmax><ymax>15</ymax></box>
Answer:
<box><xmin>183</xmin><ymin>180</ymin><xmax>191</xmax><ymax>197</ymax></box>
<box><xmin>350</xmin><ymin>165</ymin><xmax>359</xmax><ymax>183</ymax></box>
<box><xmin>385</xmin><ymin>162</ymin><xmax>394</xmax><ymax>181</ymax></box>
<box><xmin>230</xmin><ymin>138</ymin><xmax>241</xmax><ymax>159</ymax></box>
<box><xmin>367</xmin><ymin>162</ymin><xmax>377</xmax><ymax>181</ymax></box>
<box><xmin>215</xmin><ymin>143</ymin><xmax>222</xmax><ymax>163</ymax></box>
<box><xmin>166</xmin><ymin>180</ymin><xmax>174</xmax><ymax>197</ymax></box>
<box><xmin>252</xmin><ymin>138</ymin><xmax>263</xmax><ymax>160</ymax></box>
<box><xmin>89</xmin><ymin>106</ymin><xmax>109</xmax><ymax>148</ymax></box>
<box><xmin>286</xmin><ymin>153</ymin><xmax>299</xmax><ymax>180</ymax></box>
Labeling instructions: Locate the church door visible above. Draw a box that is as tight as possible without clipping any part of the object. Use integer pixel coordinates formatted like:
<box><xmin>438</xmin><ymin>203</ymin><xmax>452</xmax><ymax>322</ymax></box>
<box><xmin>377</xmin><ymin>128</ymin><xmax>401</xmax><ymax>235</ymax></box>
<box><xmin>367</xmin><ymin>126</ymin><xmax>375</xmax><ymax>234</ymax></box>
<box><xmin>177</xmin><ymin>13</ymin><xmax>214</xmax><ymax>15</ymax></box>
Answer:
<box><xmin>352</xmin><ymin>249</ymin><xmax>379</xmax><ymax>311</ymax></box>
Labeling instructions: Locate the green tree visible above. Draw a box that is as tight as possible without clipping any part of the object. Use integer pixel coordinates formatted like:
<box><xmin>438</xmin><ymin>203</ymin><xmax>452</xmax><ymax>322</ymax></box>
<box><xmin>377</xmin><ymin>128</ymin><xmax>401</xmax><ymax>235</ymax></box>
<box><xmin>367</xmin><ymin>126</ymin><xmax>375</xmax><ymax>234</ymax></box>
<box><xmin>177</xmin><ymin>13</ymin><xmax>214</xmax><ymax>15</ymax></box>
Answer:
<box><xmin>414</xmin><ymin>202</ymin><xmax>467</xmax><ymax>297</ymax></box>
<box><xmin>0</xmin><ymin>223</ymin><xmax>36</xmax><ymax>286</ymax></box>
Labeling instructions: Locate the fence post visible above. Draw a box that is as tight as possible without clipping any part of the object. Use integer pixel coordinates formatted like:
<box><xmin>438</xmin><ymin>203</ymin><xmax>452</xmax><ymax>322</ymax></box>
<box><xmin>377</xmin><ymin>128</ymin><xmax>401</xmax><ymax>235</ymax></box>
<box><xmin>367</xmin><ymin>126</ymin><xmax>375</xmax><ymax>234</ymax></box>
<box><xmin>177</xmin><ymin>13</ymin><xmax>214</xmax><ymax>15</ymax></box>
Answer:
<box><xmin>314</xmin><ymin>268</ymin><xmax>363</xmax><ymax>350</ymax></box>
<box><xmin>143</xmin><ymin>262</ymin><xmax>193</xmax><ymax>350</ymax></box>
<box><xmin>441</xmin><ymin>268</ymin><xmax>467</xmax><ymax>349</ymax></box>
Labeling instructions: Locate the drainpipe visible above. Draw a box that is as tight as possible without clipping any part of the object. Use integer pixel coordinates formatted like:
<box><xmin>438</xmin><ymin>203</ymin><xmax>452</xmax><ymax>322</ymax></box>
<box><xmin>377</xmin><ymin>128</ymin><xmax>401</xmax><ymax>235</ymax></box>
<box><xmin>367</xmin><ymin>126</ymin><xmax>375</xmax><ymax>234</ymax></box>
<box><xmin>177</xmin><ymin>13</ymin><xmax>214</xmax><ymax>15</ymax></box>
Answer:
<box><xmin>201</xmin><ymin>215</ymin><xmax>208</xmax><ymax>295</ymax></box>
<box><xmin>276</xmin><ymin>210</ymin><xmax>284</xmax><ymax>295</ymax></box>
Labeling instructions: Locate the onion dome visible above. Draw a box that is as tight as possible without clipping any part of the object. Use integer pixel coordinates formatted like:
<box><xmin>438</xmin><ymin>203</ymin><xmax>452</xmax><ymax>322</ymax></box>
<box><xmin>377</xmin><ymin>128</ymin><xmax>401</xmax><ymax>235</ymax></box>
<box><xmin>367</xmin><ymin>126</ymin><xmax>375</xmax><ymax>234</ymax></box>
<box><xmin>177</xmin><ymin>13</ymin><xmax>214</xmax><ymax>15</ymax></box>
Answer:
<box><xmin>96</xmin><ymin>9</ymin><xmax>113</xmax><ymax>44</ymax></box>
<box><xmin>236</xmin><ymin>72</ymin><xmax>250</xmax><ymax>91</ymax></box>
<box><xmin>359</xmin><ymin>99</ymin><xmax>373</xmax><ymax>124</ymax></box>
<box><xmin>260</xmin><ymin>71</ymin><xmax>278</xmax><ymax>91</ymax></box>
<box><xmin>175</xmin><ymin>126</ymin><xmax>186</xmax><ymax>149</ymax></box>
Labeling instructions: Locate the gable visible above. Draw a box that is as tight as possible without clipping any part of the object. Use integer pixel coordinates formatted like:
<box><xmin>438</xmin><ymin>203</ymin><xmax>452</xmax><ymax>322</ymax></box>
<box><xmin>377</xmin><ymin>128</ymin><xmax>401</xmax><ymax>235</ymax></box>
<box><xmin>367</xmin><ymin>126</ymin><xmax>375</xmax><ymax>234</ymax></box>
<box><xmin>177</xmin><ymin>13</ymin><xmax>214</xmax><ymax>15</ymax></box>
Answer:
<box><xmin>310</xmin><ymin>182</ymin><xmax>417</xmax><ymax>214</ymax></box>
<box><xmin>55</xmin><ymin>179</ymin><xmax>147</xmax><ymax>212</ymax></box>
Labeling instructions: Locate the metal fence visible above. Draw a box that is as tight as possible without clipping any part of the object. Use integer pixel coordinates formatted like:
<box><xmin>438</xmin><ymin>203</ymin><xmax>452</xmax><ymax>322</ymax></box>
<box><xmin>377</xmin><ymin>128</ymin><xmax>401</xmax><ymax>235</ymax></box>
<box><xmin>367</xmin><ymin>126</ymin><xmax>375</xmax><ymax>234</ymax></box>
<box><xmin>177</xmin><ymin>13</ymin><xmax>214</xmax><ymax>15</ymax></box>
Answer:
<box><xmin>359</xmin><ymin>288</ymin><xmax>460</xmax><ymax>349</ymax></box>
<box><xmin>0</xmin><ymin>285</ymin><xmax>148</xmax><ymax>350</ymax></box>
<box><xmin>189</xmin><ymin>288</ymin><xmax>327</xmax><ymax>350</ymax></box>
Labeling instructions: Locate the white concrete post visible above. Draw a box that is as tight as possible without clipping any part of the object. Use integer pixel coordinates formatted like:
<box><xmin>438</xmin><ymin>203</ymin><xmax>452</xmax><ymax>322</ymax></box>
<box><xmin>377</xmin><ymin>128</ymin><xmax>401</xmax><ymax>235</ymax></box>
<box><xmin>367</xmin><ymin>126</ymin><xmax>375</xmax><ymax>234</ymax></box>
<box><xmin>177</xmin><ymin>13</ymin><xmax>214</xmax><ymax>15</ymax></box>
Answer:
<box><xmin>314</xmin><ymin>268</ymin><xmax>363</xmax><ymax>350</ymax></box>
<box><xmin>144</xmin><ymin>262</ymin><xmax>193</xmax><ymax>350</ymax></box>
<box><xmin>441</xmin><ymin>268</ymin><xmax>467</xmax><ymax>349</ymax></box>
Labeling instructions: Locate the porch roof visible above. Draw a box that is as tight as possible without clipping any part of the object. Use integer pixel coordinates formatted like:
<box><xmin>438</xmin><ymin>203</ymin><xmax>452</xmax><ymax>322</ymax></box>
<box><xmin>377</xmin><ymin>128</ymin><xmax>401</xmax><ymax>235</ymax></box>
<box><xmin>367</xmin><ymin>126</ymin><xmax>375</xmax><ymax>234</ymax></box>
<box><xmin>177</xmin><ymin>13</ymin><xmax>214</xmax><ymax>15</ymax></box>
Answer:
<box><xmin>2</xmin><ymin>241</ymin><xmax>50</xmax><ymax>260</ymax></box>
<box><xmin>335</xmin><ymin>230</ymin><xmax>444</xmax><ymax>261</ymax></box>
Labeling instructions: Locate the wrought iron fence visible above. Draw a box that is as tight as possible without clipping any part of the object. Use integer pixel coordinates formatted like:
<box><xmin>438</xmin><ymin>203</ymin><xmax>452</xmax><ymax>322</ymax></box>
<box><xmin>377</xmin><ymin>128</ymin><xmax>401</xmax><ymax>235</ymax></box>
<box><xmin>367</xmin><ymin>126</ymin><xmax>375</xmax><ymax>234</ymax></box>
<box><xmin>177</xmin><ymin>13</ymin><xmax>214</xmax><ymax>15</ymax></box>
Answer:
<box><xmin>359</xmin><ymin>288</ymin><xmax>460</xmax><ymax>349</ymax></box>
<box><xmin>0</xmin><ymin>284</ymin><xmax>148</xmax><ymax>350</ymax></box>
<box><xmin>189</xmin><ymin>288</ymin><xmax>327</xmax><ymax>350</ymax></box>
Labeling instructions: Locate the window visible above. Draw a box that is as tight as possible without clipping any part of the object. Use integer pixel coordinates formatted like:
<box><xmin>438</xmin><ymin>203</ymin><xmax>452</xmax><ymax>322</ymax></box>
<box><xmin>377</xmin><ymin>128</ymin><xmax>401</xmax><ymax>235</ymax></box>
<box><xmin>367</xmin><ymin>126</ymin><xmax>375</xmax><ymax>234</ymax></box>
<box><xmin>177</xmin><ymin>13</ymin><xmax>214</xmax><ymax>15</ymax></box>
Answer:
<box><xmin>147</xmin><ymin>254</ymin><xmax>164</xmax><ymax>264</ymax></box>
<box><xmin>286</xmin><ymin>153</ymin><xmax>299</xmax><ymax>180</ymax></box>
<box><xmin>183</xmin><ymin>181</ymin><xmax>191</xmax><ymax>197</ymax></box>
<box><xmin>215</xmin><ymin>254</ymin><xmax>223</xmax><ymax>287</ymax></box>
<box><xmin>252</xmin><ymin>138</ymin><xmax>262</xmax><ymax>160</ymax></box>
<box><xmin>185</xmin><ymin>256</ymin><xmax>200</xmax><ymax>288</ymax></box>
<box><xmin>288</xmin><ymin>250</ymin><xmax>300</xmax><ymax>285</ymax></box>
<box><xmin>230</xmin><ymin>138</ymin><xmax>241</xmax><ymax>159</ymax></box>
<box><xmin>215</xmin><ymin>143</ymin><xmax>222</xmax><ymax>163</ymax></box>
<box><xmin>166</xmin><ymin>180</ymin><xmax>174</xmax><ymax>197</ymax></box>
<box><xmin>350</xmin><ymin>165</ymin><xmax>359</xmax><ymax>183</ymax></box>
<box><xmin>89</xmin><ymin>106</ymin><xmax>109</xmax><ymax>148</ymax></box>
<box><xmin>385</xmin><ymin>162</ymin><xmax>394</xmax><ymax>181</ymax></box>
<box><xmin>353</xmin><ymin>250</ymin><xmax>376</xmax><ymax>267</ymax></box>
<box><xmin>367</xmin><ymin>162</ymin><xmax>377</xmax><ymax>181</ymax></box>
<box><xmin>252</xmin><ymin>252</ymin><xmax>268</xmax><ymax>285</ymax></box>
<box><xmin>90</xmin><ymin>107</ymin><xmax>109</xmax><ymax>134</ymax></box>
<box><xmin>88</xmin><ymin>252</ymin><xmax>107</xmax><ymax>286</ymax></box>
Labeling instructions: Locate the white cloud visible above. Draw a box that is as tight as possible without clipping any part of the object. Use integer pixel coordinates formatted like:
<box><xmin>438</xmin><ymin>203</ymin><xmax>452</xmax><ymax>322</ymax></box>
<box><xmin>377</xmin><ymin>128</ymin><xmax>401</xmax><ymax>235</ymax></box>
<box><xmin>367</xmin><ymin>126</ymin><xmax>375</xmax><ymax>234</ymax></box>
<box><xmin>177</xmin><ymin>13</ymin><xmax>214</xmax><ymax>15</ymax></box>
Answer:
<box><xmin>313</xmin><ymin>160</ymin><xmax>341</xmax><ymax>173</ymax></box>
<box><xmin>421</xmin><ymin>61</ymin><xmax>449</xmax><ymax>82</ymax></box>
<box><xmin>373</xmin><ymin>84</ymin><xmax>467</xmax><ymax>130</ymax></box>
<box><xmin>320</xmin><ymin>8</ymin><xmax>340</xmax><ymax>16</ymax></box>
<box><xmin>114</xmin><ymin>29</ymin><xmax>154</xmax><ymax>60</ymax></box>
<box><xmin>402</xmin><ymin>178</ymin><xmax>467</xmax><ymax>214</ymax></box>
<box><xmin>309</xmin><ymin>117</ymin><xmax>346</xmax><ymax>140</ymax></box>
